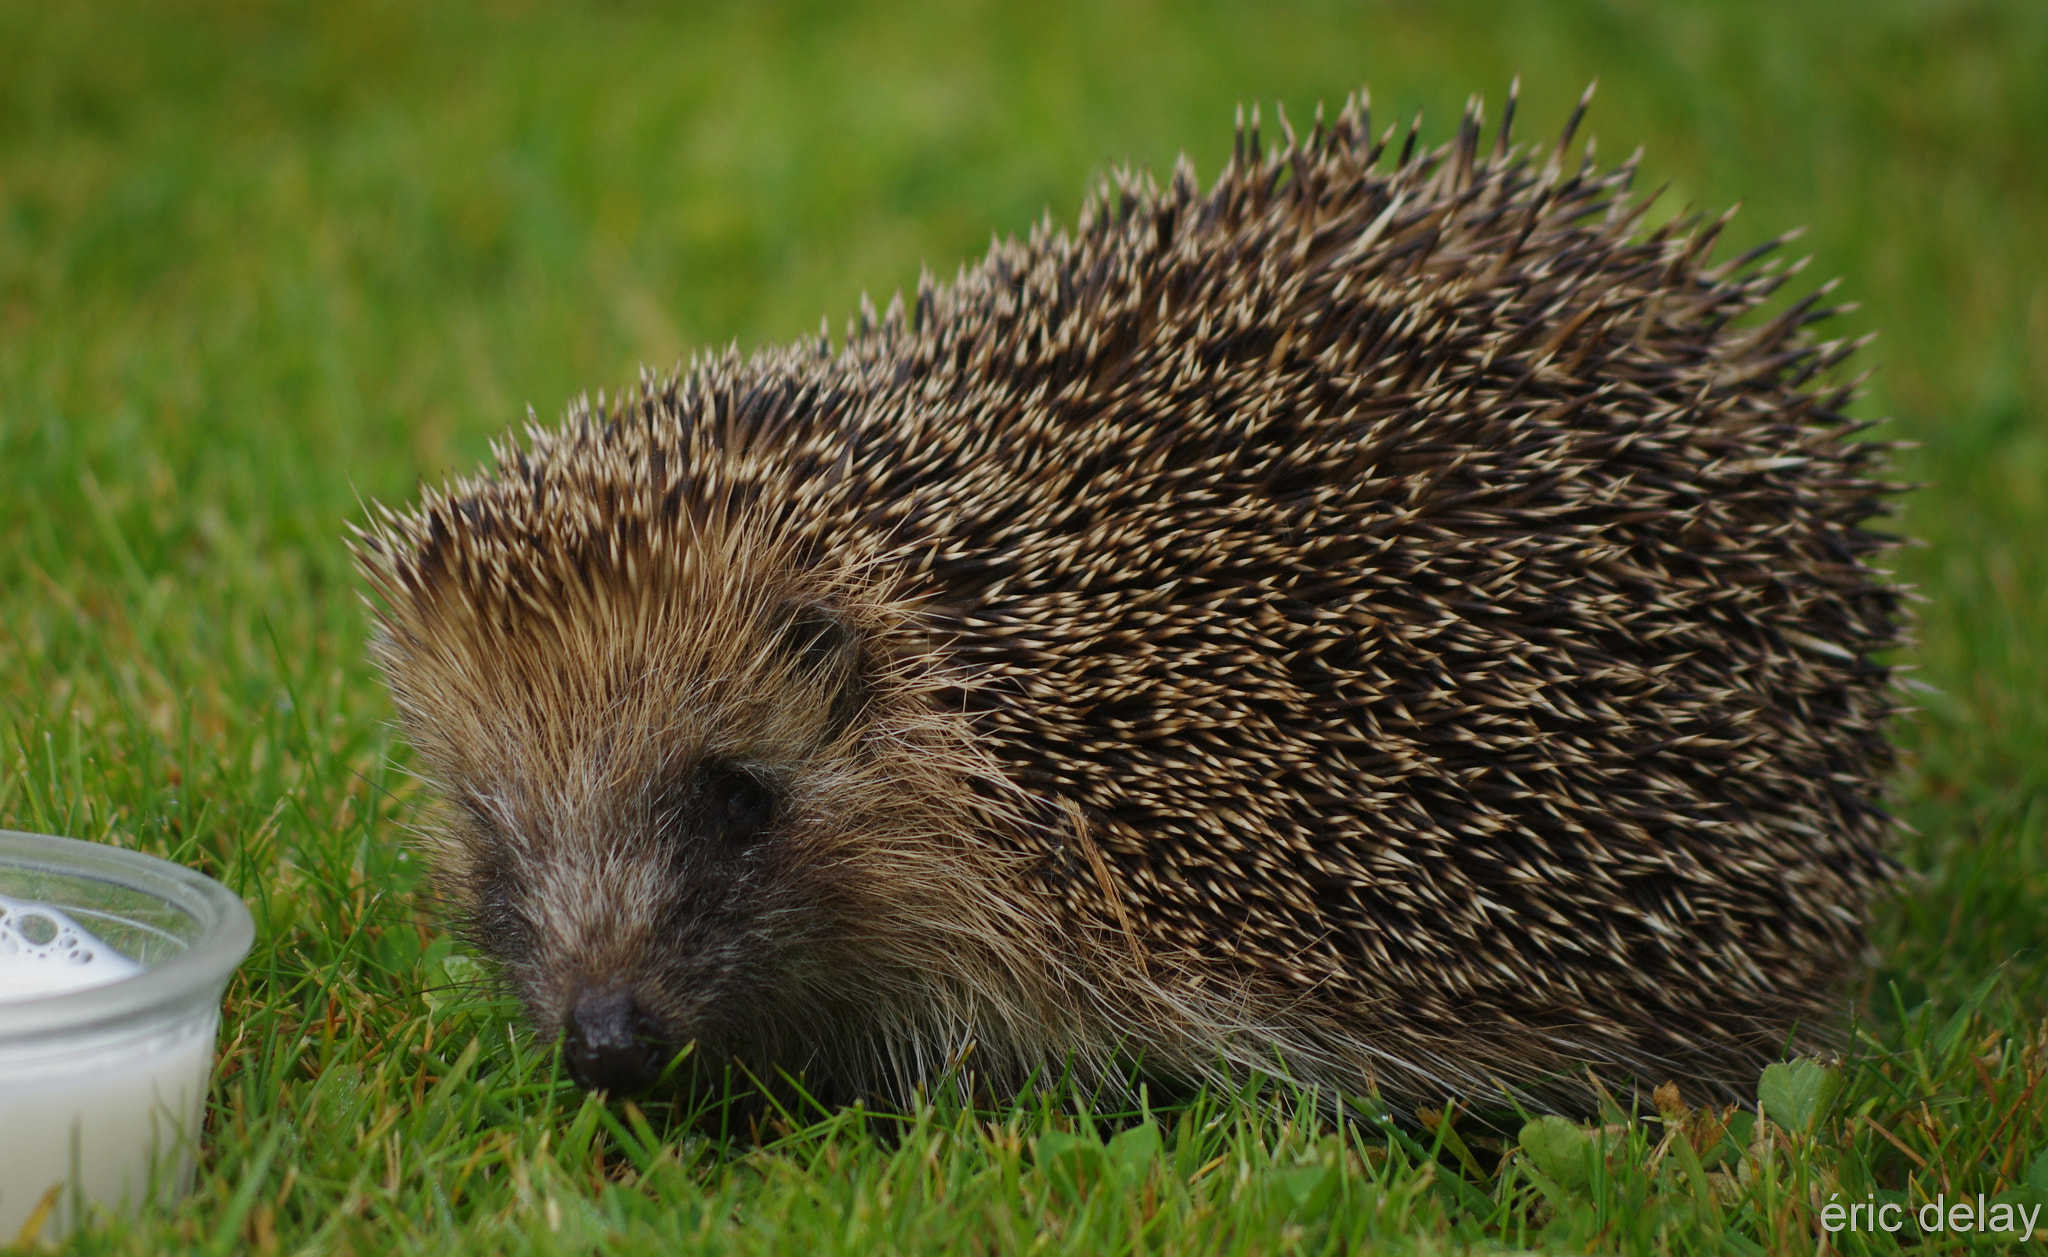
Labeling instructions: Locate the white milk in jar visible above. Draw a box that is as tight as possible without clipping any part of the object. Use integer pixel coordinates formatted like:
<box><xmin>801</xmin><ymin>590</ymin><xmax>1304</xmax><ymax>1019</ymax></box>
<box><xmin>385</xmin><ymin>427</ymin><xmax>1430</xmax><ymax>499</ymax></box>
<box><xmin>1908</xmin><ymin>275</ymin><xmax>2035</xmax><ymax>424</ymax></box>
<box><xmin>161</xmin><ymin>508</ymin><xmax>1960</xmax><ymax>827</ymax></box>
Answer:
<box><xmin>0</xmin><ymin>833</ymin><xmax>252</xmax><ymax>1242</ymax></box>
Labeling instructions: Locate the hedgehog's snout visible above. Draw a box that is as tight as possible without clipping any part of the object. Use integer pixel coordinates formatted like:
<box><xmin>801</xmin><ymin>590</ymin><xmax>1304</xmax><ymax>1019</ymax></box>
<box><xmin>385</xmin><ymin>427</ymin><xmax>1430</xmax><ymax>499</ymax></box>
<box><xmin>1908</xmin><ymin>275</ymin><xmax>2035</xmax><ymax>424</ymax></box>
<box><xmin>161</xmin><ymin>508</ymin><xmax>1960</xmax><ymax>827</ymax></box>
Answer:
<box><xmin>563</xmin><ymin>986</ymin><xmax>670</xmax><ymax>1094</ymax></box>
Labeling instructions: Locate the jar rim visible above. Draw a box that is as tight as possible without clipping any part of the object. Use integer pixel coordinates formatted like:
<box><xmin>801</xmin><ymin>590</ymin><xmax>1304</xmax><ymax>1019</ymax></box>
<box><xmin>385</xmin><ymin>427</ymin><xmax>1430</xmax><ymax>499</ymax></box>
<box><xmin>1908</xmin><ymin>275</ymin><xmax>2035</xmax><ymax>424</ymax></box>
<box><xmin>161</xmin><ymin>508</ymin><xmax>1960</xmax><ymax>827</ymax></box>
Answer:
<box><xmin>0</xmin><ymin>831</ymin><xmax>254</xmax><ymax>1042</ymax></box>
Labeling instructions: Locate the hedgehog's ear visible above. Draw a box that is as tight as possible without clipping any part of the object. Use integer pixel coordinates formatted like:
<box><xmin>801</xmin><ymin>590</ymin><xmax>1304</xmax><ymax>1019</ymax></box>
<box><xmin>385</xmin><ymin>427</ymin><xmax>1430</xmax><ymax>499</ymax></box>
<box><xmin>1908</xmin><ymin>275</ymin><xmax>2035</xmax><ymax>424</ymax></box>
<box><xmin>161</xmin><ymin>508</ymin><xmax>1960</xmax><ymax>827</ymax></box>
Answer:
<box><xmin>766</xmin><ymin>604</ymin><xmax>865</xmax><ymax>729</ymax></box>
<box><xmin>770</xmin><ymin>604</ymin><xmax>855</xmax><ymax>676</ymax></box>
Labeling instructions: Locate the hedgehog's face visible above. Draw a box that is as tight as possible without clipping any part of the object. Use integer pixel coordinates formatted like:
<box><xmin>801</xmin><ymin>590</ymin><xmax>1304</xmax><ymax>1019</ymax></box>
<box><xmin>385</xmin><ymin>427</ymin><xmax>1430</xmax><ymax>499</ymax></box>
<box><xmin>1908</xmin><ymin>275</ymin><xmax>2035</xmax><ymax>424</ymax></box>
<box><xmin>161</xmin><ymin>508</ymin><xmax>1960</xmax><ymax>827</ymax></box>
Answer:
<box><xmin>397</xmin><ymin>573</ymin><xmax>965</xmax><ymax>1097</ymax></box>
<box><xmin>448</xmin><ymin>731</ymin><xmax>838</xmax><ymax>1096</ymax></box>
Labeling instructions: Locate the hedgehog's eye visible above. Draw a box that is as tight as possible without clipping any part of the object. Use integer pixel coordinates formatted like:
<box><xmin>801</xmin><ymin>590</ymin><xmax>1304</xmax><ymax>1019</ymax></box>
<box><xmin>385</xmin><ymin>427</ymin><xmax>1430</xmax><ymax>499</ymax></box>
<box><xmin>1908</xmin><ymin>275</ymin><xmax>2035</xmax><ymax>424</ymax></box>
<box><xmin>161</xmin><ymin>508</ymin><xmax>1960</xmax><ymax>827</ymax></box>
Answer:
<box><xmin>723</xmin><ymin>777</ymin><xmax>771</xmax><ymax>834</ymax></box>
<box><xmin>697</xmin><ymin>761</ymin><xmax>776</xmax><ymax>848</ymax></box>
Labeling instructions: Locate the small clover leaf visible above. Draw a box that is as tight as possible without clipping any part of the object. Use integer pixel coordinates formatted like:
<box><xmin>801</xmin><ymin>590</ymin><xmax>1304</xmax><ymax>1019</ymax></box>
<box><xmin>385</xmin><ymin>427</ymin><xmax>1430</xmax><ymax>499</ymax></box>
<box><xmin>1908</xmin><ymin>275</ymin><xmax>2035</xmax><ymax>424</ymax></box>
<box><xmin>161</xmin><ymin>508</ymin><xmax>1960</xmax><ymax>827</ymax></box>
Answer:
<box><xmin>1519</xmin><ymin>1115</ymin><xmax>1595</xmax><ymax>1192</ymax></box>
<box><xmin>2024</xmin><ymin>1147</ymin><xmax>2048</xmax><ymax>1203</ymax></box>
<box><xmin>1106</xmin><ymin>1121</ymin><xmax>1163</xmax><ymax>1182</ymax></box>
<box><xmin>1757</xmin><ymin>1059</ymin><xmax>1842</xmax><ymax>1133</ymax></box>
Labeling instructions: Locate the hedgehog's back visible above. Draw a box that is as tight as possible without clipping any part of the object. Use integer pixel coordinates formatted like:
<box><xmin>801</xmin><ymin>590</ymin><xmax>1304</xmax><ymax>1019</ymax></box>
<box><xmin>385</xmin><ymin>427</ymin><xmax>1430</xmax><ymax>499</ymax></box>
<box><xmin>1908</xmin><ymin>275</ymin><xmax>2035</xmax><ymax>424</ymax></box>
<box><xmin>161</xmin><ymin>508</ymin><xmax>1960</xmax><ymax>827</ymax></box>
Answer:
<box><xmin>827</xmin><ymin>91</ymin><xmax>1904</xmax><ymax>1107</ymax></box>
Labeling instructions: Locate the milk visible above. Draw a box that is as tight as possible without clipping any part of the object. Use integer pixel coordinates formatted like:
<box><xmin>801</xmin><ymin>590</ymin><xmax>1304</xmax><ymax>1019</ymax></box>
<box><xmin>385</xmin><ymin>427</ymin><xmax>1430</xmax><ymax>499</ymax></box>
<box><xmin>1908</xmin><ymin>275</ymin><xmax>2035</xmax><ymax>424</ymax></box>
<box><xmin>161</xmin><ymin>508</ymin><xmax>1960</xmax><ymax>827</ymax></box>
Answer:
<box><xmin>0</xmin><ymin>894</ymin><xmax>145</xmax><ymax>998</ymax></box>
<box><xmin>0</xmin><ymin>894</ymin><xmax>209</xmax><ymax>1240</ymax></box>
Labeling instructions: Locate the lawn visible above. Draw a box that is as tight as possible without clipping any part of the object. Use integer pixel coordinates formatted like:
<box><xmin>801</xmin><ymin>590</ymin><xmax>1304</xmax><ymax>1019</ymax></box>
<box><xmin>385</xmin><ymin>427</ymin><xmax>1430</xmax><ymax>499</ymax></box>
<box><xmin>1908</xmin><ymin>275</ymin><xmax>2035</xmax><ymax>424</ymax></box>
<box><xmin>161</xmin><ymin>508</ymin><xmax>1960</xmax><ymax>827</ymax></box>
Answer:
<box><xmin>2</xmin><ymin>0</ymin><xmax>2044</xmax><ymax>1252</ymax></box>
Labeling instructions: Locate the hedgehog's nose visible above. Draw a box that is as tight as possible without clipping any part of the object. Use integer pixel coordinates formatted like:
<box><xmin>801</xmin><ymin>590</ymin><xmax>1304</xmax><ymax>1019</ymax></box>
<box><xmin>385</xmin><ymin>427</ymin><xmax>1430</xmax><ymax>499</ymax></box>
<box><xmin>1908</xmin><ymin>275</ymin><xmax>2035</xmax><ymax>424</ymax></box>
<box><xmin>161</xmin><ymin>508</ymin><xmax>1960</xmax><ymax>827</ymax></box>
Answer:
<box><xmin>563</xmin><ymin>988</ymin><xmax>667</xmax><ymax>1095</ymax></box>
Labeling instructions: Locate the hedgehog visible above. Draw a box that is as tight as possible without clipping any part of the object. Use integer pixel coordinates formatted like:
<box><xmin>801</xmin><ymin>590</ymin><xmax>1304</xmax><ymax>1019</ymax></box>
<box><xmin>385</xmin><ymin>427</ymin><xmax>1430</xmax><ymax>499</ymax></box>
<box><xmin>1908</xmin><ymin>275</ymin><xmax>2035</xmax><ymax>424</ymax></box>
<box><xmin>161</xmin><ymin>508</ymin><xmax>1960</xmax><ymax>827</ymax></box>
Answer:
<box><xmin>355</xmin><ymin>84</ymin><xmax>1904</xmax><ymax>1117</ymax></box>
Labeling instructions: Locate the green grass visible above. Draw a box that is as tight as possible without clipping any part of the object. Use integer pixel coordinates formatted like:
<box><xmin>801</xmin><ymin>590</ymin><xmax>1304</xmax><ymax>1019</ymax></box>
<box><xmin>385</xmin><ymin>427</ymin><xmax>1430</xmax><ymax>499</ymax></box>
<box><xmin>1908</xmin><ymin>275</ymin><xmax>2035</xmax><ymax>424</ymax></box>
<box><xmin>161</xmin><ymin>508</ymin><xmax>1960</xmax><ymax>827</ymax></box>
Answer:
<box><xmin>3</xmin><ymin>0</ymin><xmax>2045</xmax><ymax>1251</ymax></box>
